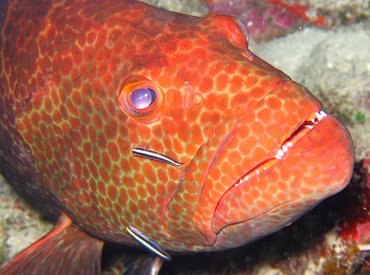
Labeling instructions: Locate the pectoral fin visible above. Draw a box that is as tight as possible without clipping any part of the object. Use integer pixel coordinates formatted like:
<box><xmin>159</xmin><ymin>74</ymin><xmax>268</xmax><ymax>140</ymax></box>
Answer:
<box><xmin>1</xmin><ymin>213</ymin><xmax>103</xmax><ymax>275</ymax></box>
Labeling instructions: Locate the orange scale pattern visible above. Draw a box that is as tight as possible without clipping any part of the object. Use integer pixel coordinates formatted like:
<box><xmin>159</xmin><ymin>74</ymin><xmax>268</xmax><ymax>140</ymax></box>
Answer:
<box><xmin>0</xmin><ymin>0</ymin><xmax>354</xmax><ymax>257</ymax></box>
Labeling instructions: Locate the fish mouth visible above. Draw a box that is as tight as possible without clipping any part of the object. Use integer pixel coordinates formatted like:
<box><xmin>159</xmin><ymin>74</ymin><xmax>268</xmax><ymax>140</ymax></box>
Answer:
<box><xmin>210</xmin><ymin>109</ymin><xmax>354</xmax><ymax>237</ymax></box>
<box><xmin>233</xmin><ymin>110</ymin><xmax>327</xmax><ymax>189</ymax></box>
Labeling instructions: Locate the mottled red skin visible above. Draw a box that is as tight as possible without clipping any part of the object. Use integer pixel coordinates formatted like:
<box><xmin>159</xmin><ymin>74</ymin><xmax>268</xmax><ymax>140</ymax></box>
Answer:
<box><xmin>0</xmin><ymin>0</ymin><xmax>353</xmax><ymax>254</ymax></box>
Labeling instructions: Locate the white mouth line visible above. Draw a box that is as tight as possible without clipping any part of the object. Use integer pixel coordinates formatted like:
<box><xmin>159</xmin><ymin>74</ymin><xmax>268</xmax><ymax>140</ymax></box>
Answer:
<box><xmin>275</xmin><ymin>110</ymin><xmax>327</xmax><ymax>160</ymax></box>
<box><xmin>235</xmin><ymin>110</ymin><xmax>327</xmax><ymax>187</ymax></box>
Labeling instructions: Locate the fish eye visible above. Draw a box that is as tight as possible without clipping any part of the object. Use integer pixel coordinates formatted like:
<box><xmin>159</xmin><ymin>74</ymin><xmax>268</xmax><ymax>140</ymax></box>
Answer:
<box><xmin>130</xmin><ymin>88</ymin><xmax>157</xmax><ymax>110</ymax></box>
<box><xmin>118</xmin><ymin>75</ymin><xmax>163</xmax><ymax>123</ymax></box>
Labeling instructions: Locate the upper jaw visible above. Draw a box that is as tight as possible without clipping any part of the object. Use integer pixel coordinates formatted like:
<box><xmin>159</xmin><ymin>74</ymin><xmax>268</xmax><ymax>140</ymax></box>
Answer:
<box><xmin>234</xmin><ymin>110</ymin><xmax>328</xmax><ymax>188</ymax></box>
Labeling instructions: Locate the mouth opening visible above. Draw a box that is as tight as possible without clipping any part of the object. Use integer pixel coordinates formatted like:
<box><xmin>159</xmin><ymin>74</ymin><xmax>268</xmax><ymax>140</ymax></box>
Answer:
<box><xmin>233</xmin><ymin>110</ymin><xmax>327</xmax><ymax>188</ymax></box>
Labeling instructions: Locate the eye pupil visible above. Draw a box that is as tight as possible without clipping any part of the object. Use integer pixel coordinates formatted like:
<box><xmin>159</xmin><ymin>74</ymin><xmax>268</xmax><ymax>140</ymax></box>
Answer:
<box><xmin>130</xmin><ymin>88</ymin><xmax>157</xmax><ymax>109</ymax></box>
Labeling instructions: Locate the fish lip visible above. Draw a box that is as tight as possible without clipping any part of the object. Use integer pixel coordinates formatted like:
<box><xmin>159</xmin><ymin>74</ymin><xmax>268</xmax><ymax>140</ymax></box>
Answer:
<box><xmin>211</xmin><ymin>111</ymin><xmax>354</xmax><ymax>240</ymax></box>
<box><xmin>210</xmin><ymin>110</ymin><xmax>329</xmax><ymax>234</ymax></box>
<box><xmin>233</xmin><ymin>110</ymin><xmax>328</xmax><ymax>188</ymax></box>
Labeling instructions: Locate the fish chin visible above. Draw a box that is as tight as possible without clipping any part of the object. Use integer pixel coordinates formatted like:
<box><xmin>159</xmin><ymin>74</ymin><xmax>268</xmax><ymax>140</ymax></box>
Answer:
<box><xmin>211</xmin><ymin>111</ymin><xmax>354</xmax><ymax>245</ymax></box>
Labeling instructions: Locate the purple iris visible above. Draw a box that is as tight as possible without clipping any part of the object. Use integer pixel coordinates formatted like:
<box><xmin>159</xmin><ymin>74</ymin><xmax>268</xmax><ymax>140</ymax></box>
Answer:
<box><xmin>130</xmin><ymin>88</ymin><xmax>157</xmax><ymax>109</ymax></box>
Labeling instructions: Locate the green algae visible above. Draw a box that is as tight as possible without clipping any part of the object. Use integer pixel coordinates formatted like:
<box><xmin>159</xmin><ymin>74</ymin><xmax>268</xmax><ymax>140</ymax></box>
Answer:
<box><xmin>354</xmin><ymin>111</ymin><xmax>366</xmax><ymax>124</ymax></box>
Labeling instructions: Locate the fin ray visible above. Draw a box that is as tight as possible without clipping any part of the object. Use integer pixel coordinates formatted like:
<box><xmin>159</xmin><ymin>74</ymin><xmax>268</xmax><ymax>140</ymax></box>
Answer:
<box><xmin>1</xmin><ymin>213</ymin><xmax>103</xmax><ymax>275</ymax></box>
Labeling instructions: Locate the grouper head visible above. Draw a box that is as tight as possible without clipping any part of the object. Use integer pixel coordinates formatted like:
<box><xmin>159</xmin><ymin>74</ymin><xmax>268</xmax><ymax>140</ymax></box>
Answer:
<box><xmin>16</xmin><ymin>1</ymin><xmax>354</xmax><ymax>253</ymax></box>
